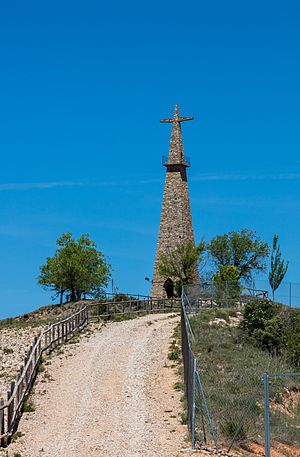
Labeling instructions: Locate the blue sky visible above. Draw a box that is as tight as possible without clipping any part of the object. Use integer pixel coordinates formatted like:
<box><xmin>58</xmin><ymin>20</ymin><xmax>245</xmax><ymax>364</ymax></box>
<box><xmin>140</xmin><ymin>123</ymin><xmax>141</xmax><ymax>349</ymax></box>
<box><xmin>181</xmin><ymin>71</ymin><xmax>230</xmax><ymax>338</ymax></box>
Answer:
<box><xmin>0</xmin><ymin>1</ymin><xmax>300</xmax><ymax>317</ymax></box>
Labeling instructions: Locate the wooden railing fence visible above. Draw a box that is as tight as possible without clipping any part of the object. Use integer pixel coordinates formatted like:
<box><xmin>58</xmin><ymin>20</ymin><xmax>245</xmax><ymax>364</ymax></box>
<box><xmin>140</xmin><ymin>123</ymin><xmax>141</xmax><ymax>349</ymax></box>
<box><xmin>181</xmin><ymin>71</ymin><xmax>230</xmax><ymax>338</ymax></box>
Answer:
<box><xmin>0</xmin><ymin>297</ymin><xmax>180</xmax><ymax>445</ymax></box>
<box><xmin>0</xmin><ymin>305</ymin><xmax>88</xmax><ymax>444</ymax></box>
<box><xmin>87</xmin><ymin>298</ymin><xmax>181</xmax><ymax>322</ymax></box>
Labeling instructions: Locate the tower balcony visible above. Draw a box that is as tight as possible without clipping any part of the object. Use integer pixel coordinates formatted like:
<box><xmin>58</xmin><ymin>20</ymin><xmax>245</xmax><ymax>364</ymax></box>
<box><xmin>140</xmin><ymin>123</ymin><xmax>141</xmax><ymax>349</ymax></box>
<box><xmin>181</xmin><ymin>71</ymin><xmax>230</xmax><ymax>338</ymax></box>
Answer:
<box><xmin>162</xmin><ymin>155</ymin><xmax>191</xmax><ymax>167</ymax></box>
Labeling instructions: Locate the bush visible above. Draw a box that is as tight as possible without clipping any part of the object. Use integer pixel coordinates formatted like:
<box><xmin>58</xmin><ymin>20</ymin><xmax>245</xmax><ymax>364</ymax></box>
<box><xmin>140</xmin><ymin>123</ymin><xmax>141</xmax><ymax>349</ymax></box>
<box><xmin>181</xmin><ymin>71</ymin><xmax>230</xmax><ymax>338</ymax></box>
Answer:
<box><xmin>284</xmin><ymin>310</ymin><xmax>300</xmax><ymax>368</ymax></box>
<box><xmin>241</xmin><ymin>298</ymin><xmax>300</xmax><ymax>367</ymax></box>
<box><xmin>241</xmin><ymin>298</ymin><xmax>279</xmax><ymax>334</ymax></box>
<box><xmin>252</xmin><ymin>315</ymin><xmax>284</xmax><ymax>356</ymax></box>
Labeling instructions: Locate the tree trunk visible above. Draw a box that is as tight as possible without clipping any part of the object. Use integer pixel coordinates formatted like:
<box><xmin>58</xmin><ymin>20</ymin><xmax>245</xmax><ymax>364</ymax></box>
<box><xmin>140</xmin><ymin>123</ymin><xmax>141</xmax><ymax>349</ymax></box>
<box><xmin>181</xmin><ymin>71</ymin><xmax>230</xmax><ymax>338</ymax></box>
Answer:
<box><xmin>71</xmin><ymin>288</ymin><xmax>76</xmax><ymax>302</ymax></box>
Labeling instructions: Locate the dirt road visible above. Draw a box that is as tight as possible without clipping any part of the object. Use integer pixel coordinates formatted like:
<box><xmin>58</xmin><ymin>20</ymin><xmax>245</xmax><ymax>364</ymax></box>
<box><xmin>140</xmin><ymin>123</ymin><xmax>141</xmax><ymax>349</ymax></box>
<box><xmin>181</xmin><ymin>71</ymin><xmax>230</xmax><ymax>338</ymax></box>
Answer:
<box><xmin>6</xmin><ymin>314</ymin><xmax>188</xmax><ymax>457</ymax></box>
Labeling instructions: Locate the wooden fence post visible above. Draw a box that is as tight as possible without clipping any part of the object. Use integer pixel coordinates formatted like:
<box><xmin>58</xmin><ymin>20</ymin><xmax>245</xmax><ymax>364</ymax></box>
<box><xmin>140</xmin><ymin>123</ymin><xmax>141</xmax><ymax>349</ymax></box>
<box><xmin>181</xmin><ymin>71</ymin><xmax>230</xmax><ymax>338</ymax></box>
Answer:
<box><xmin>51</xmin><ymin>325</ymin><xmax>55</xmax><ymax>349</ymax></box>
<box><xmin>15</xmin><ymin>372</ymin><xmax>20</xmax><ymax>407</ymax></box>
<box><xmin>0</xmin><ymin>398</ymin><xmax>4</xmax><ymax>446</ymax></box>
<box><xmin>7</xmin><ymin>381</ymin><xmax>14</xmax><ymax>432</ymax></box>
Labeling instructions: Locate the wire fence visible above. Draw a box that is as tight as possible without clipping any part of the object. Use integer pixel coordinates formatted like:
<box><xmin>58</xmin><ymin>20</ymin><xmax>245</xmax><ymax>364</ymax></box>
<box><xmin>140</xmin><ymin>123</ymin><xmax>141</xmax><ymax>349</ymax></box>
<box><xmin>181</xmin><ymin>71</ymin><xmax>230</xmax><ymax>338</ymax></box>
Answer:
<box><xmin>181</xmin><ymin>289</ymin><xmax>300</xmax><ymax>456</ymax></box>
<box><xmin>254</xmin><ymin>280</ymin><xmax>300</xmax><ymax>309</ymax></box>
<box><xmin>181</xmin><ymin>296</ymin><xmax>218</xmax><ymax>449</ymax></box>
<box><xmin>186</xmin><ymin>280</ymin><xmax>300</xmax><ymax>309</ymax></box>
<box><xmin>186</xmin><ymin>281</ymin><xmax>268</xmax><ymax>309</ymax></box>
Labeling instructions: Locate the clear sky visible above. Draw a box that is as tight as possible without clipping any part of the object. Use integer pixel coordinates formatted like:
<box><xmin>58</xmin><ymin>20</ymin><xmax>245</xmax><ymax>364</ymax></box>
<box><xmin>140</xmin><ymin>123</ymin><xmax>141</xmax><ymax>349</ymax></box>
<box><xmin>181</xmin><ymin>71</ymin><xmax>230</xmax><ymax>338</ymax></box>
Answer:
<box><xmin>0</xmin><ymin>1</ymin><xmax>300</xmax><ymax>317</ymax></box>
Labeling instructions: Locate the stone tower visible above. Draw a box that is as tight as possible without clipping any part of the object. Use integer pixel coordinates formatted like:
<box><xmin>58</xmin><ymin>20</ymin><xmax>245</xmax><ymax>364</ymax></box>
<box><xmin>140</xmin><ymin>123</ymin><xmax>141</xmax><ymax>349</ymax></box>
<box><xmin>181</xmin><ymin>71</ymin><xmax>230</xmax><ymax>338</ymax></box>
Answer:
<box><xmin>151</xmin><ymin>104</ymin><xmax>198</xmax><ymax>298</ymax></box>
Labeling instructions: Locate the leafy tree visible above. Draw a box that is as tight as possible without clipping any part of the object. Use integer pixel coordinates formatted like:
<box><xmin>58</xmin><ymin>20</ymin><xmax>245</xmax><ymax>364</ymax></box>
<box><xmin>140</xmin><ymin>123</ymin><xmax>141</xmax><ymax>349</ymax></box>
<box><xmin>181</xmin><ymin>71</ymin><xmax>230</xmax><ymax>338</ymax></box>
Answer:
<box><xmin>207</xmin><ymin>229</ymin><xmax>269</xmax><ymax>280</ymax></box>
<box><xmin>269</xmin><ymin>234</ymin><xmax>289</xmax><ymax>301</ymax></box>
<box><xmin>213</xmin><ymin>265</ymin><xmax>242</xmax><ymax>302</ymax></box>
<box><xmin>38</xmin><ymin>233</ymin><xmax>111</xmax><ymax>303</ymax></box>
<box><xmin>158</xmin><ymin>241</ymin><xmax>205</xmax><ymax>296</ymax></box>
<box><xmin>213</xmin><ymin>265</ymin><xmax>240</xmax><ymax>282</ymax></box>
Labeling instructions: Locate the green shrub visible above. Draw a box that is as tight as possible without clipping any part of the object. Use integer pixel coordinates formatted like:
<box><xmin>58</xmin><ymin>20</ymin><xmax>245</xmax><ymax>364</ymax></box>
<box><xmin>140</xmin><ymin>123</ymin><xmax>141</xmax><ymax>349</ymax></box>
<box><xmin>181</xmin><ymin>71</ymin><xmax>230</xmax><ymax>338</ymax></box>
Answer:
<box><xmin>284</xmin><ymin>310</ymin><xmax>300</xmax><ymax>367</ymax></box>
<box><xmin>241</xmin><ymin>299</ymin><xmax>300</xmax><ymax>367</ymax></box>
<box><xmin>23</xmin><ymin>401</ymin><xmax>35</xmax><ymax>412</ymax></box>
<box><xmin>168</xmin><ymin>340</ymin><xmax>180</xmax><ymax>361</ymax></box>
<box><xmin>241</xmin><ymin>298</ymin><xmax>279</xmax><ymax>334</ymax></box>
<box><xmin>252</xmin><ymin>315</ymin><xmax>284</xmax><ymax>356</ymax></box>
<box><xmin>220</xmin><ymin>419</ymin><xmax>247</xmax><ymax>441</ymax></box>
<box><xmin>213</xmin><ymin>266</ymin><xmax>242</xmax><ymax>302</ymax></box>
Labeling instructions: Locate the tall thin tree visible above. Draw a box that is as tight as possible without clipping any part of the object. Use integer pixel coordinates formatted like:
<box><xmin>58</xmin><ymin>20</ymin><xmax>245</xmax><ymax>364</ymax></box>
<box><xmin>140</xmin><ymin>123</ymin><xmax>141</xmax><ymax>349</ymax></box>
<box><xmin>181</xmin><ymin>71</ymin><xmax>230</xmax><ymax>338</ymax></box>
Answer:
<box><xmin>269</xmin><ymin>234</ymin><xmax>289</xmax><ymax>301</ymax></box>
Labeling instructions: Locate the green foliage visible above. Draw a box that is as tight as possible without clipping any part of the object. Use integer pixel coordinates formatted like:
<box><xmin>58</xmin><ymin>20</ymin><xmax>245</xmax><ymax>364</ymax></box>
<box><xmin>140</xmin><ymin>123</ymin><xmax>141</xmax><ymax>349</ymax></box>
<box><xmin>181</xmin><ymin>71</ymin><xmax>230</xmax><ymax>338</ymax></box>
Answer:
<box><xmin>208</xmin><ymin>229</ymin><xmax>269</xmax><ymax>279</ymax></box>
<box><xmin>168</xmin><ymin>340</ymin><xmax>180</xmax><ymax>360</ymax></box>
<box><xmin>23</xmin><ymin>400</ymin><xmax>35</xmax><ymax>412</ymax></box>
<box><xmin>252</xmin><ymin>315</ymin><xmax>284</xmax><ymax>356</ymax></box>
<box><xmin>214</xmin><ymin>265</ymin><xmax>240</xmax><ymax>282</ymax></box>
<box><xmin>180</xmin><ymin>411</ymin><xmax>188</xmax><ymax>425</ymax></box>
<box><xmin>241</xmin><ymin>298</ymin><xmax>300</xmax><ymax>366</ymax></box>
<box><xmin>220</xmin><ymin>419</ymin><xmax>247</xmax><ymax>441</ymax></box>
<box><xmin>113</xmin><ymin>293</ymin><xmax>130</xmax><ymax>302</ymax></box>
<box><xmin>284</xmin><ymin>310</ymin><xmax>300</xmax><ymax>368</ymax></box>
<box><xmin>158</xmin><ymin>241</ymin><xmax>205</xmax><ymax>296</ymax></box>
<box><xmin>269</xmin><ymin>234</ymin><xmax>289</xmax><ymax>300</ymax></box>
<box><xmin>241</xmin><ymin>298</ymin><xmax>279</xmax><ymax>335</ymax></box>
<box><xmin>213</xmin><ymin>265</ymin><xmax>242</xmax><ymax>302</ymax></box>
<box><xmin>190</xmin><ymin>308</ymin><xmax>298</xmax><ymax>447</ymax></box>
<box><xmin>38</xmin><ymin>233</ymin><xmax>111</xmax><ymax>302</ymax></box>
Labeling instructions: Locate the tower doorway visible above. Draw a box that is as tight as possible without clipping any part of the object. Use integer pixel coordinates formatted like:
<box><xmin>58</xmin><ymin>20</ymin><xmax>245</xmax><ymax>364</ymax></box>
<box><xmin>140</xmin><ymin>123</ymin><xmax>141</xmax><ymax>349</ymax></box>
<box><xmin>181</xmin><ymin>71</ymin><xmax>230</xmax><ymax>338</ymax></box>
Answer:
<box><xmin>164</xmin><ymin>278</ymin><xmax>174</xmax><ymax>298</ymax></box>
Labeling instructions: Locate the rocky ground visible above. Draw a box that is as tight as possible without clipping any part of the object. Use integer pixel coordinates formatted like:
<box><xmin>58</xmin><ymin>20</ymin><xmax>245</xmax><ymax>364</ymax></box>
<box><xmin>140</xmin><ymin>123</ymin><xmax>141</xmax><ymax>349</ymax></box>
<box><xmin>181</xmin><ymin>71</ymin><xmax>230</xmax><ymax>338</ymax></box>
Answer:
<box><xmin>0</xmin><ymin>325</ymin><xmax>44</xmax><ymax>397</ymax></box>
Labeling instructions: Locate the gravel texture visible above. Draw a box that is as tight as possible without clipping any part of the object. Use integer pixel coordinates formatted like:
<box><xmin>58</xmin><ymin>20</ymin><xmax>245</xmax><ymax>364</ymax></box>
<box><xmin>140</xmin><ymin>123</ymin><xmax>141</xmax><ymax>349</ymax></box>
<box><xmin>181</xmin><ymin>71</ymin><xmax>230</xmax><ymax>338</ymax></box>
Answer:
<box><xmin>0</xmin><ymin>326</ymin><xmax>44</xmax><ymax>396</ymax></box>
<box><xmin>5</xmin><ymin>313</ymin><xmax>190</xmax><ymax>457</ymax></box>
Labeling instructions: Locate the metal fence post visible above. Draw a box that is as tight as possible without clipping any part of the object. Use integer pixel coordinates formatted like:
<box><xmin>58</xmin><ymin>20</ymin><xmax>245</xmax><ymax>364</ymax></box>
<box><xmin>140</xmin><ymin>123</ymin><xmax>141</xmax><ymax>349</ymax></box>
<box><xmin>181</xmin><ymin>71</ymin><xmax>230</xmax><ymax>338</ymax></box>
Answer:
<box><xmin>226</xmin><ymin>281</ymin><xmax>228</xmax><ymax>307</ymax></box>
<box><xmin>191</xmin><ymin>357</ymin><xmax>196</xmax><ymax>449</ymax></box>
<box><xmin>196</xmin><ymin>370</ymin><xmax>218</xmax><ymax>451</ymax></box>
<box><xmin>263</xmin><ymin>372</ymin><xmax>270</xmax><ymax>457</ymax></box>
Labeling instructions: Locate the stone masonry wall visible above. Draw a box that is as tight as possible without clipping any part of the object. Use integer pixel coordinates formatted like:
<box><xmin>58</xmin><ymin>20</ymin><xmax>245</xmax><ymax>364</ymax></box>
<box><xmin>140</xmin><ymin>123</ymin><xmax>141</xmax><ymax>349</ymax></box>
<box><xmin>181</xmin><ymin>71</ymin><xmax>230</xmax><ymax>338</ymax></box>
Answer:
<box><xmin>151</xmin><ymin>165</ymin><xmax>198</xmax><ymax>298</ymax></box>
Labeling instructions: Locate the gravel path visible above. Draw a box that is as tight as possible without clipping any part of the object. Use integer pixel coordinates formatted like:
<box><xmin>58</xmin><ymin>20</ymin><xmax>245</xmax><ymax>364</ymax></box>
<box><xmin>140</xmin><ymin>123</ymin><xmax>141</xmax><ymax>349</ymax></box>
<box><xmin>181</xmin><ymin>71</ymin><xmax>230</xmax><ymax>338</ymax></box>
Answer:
<box><xmin>6</xmin><ymin>314</ymin><xmax>188</xmax><ymax>457</ymax></box>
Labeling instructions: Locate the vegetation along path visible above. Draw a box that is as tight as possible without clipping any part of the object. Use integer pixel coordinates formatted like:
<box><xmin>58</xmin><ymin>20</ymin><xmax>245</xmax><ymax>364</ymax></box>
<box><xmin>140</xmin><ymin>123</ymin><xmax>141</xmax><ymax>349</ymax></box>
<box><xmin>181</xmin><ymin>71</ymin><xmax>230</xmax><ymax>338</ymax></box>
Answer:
<box><xmin>6</xmin><ymin>313</ymin><xmax>188</xmax><ymax>457</ymax></box>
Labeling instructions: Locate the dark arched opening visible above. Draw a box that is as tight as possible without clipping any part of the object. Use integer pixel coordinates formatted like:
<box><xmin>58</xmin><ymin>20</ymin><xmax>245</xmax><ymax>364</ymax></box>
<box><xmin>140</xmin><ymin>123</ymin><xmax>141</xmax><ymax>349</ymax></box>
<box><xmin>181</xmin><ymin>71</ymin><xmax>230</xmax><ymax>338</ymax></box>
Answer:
<box><xmin>164</xmin><ymin>278</ymin><xmax>174</xmax><ymax>298</ymax></box>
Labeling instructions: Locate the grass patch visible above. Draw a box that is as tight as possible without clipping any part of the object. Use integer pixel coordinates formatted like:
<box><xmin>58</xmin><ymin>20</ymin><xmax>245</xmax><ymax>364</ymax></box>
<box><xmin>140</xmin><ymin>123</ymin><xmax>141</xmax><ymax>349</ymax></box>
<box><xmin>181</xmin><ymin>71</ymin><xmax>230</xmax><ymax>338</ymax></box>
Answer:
<box><xmin>23</xmin><ymin>400</ymin><xmax>35</xmax><ymax>412</ymax></box>
<box><xmin>168</xmin><ymin>340</ymin><xmax>180</xmax><ymax>361</ymax></box>
<box><xmin>190</xmin><ymin>308</ymin><xmax>300</xmax><ymax>448</ymax></box>
<box><xmin>180</xmin><ymin>411</ymin><xmax>188</xmax><ymax>425</ymax></box>
<box><xmin>174</xmin><ymin>381</ymin><xmax>183</xmax><ymax>391</ymax></box>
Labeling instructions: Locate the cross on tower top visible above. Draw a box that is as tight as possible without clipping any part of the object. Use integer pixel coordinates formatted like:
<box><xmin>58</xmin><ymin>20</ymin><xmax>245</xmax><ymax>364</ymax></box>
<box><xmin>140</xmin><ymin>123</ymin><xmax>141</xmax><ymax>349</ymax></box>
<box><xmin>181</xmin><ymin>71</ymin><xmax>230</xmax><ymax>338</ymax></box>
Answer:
<box><xmin>161</xmin><ymin>104</ymin><xmax>193</xmax><ymax>167</ymax></box>
<box><xmin>160</xmin><ymin>104</ymin><xmax>194</xmax><ymax>124</ymax></box>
